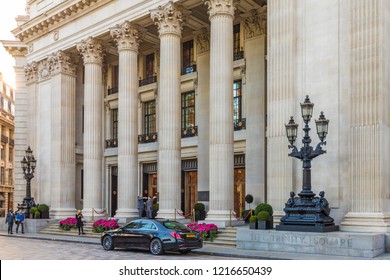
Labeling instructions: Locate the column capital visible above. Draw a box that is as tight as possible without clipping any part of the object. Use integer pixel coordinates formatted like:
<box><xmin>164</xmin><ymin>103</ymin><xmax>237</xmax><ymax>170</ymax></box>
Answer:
<box><xmin>77</xmin><ymin>37</ymin><xmax>105</xmax><ymax>65</ymax></box>
<box><xmin>48</xmin><ymin>50</ymin><xmax>78</xmax><ymax>76</ymax></box>
<box><xmin>110</xmin><ymin>21</ymin><xmax>141</xmax><ymax>52</ymax></box>
<box><xmin>24</xmin><ymin>61</ymin><xmax>39</xmax><ymax>84</ymax></box>
<box><xmin>194</xmin><ymin>28</ymin><xmax>210</xmax><ymax>54</ymax></box>
<box><xmin>203</xmin><ymin>0</ymin><xmax>235</xmax><ymax>19</ymax></box>
<box><xmin>151</xmin><ymin>1</ymin><xmax>183</xmax><ymax>37</ymax></box>
<box><xmin>242</xmin><ymin>7</ymin><xmax>267</xmax><ymax>39</ymax></box>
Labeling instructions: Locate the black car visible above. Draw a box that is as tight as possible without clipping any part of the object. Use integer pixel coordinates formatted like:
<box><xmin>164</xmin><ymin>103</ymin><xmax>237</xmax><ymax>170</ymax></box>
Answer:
<box><xmin>101</xmin><ymin>219</ymin><xmax>203</xmax><ymax>255</ymax></box>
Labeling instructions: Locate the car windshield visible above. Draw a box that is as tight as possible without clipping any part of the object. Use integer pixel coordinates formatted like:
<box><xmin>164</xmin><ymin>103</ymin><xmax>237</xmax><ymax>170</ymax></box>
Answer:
<box><xmin>162</xmin><ymin>221</ymin><xmax>189</xmax><ymax>230</ymax></box>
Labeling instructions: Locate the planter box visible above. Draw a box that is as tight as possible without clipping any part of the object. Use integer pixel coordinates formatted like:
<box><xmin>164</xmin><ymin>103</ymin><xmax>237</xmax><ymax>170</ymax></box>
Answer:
<box><xmin>258</xmin><ymin>219</ymin><xmax>273</xmax><ymax>230</ymax></box>
<box><xmin>249</xmin><ymin>222</ymin><xmax>258</xmax><ymax>229</ymax></box>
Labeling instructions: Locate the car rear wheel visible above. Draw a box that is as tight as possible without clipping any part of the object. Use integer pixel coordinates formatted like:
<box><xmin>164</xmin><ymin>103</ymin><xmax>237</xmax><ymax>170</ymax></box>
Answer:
<box><xmin>150</xmin><ymin>238</ymin><xmax>164</xmax><ymax>255</ymax></box>
<box><xmin>102</xmin><ymin>235</ymin><xmax>114</xmax><ymax>251</ymax></box>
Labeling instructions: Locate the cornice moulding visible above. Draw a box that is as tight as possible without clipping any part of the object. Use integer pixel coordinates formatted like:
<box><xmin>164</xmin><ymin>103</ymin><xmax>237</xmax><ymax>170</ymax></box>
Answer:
<box><xmin>12</xmin><ymin>0</ymin><xmax>112</xmax><ymax>43</ymax></box>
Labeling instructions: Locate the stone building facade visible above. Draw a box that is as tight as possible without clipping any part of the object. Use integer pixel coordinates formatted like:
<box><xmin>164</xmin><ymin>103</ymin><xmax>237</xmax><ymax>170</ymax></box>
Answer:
<box><xmin>0</xmin><ymin>73</ymin><xmax>15</xmax><ymax>215</ymax></box>
<box><xmin>1</xmin><ymin>0</ymin><xmax>389</xmax><ymax>232</ymax></box>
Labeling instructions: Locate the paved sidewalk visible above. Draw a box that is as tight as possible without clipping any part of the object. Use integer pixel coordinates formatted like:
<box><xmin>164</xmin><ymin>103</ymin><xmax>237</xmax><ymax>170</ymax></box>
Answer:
<box><xmin>1</xmin><ymin>230</ymin><xmax>389</xmax><ymax>260</ymax></box>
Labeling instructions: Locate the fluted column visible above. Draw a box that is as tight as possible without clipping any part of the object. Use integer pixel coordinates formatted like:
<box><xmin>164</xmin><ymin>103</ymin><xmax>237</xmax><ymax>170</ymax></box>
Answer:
<box><xmin>151</xmin><ymin>1</ymin><xmax>183</xmax><ymax>219</ymax></box>
<box><xmin>48</xmin><ymin>51</ymin><xmax>77</xmax><ymax>218</ymax></box>
<box><xmin>266</xmin><ymin>0</ymin><xmax>297</xmax><ymax>220</ymax></box>
<box><xmin>204</xmin><ymin>0</ymin><xmax>234</xmax><ymax>221</ymax></box>
<box><xmin>77</xmin><ymin>37</ymin><xmax>105</xmax><ymax>218</ymax></box>
<box><xmin>110</xmin><ymin>21</ymin><xmax>140</xmax><ymax>219</ymax></box>
<box><xmin>341</xmin><ymin>0</ymin><xmax>390</xmax><ymax>232</ymax></box>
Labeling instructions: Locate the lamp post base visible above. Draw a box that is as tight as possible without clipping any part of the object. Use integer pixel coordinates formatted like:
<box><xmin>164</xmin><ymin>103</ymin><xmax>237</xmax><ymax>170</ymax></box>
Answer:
<box><xmin>17</xmin><ymin>197</ymin><xmax>36</xmax><ymax>218</ymax></box>
<box><xmin>276</xmin><ymin>190</ymin><xmax>339</xmax><ymax>233</ymax></box>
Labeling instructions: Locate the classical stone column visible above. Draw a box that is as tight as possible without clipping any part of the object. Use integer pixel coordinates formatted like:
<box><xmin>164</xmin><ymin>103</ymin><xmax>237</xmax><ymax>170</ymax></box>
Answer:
<box><xmin>266</xmin><ymin>0</ymin><xmax>297</xmax><ymax>220</ymax></box>
<box><xmin>151</xmin><ymin>1</ymin><xmax>183</xmax><ymax>219</ymax></box>
<box><xmin>340</xmin><ymin>0</ymin><xmax>390</xmax><ymax>232</ymax></box>
<box><xmin>204</xmin><ymin>0</ymin><xmax>235</xmax><ymax>221</ymax></box>
<box><xmin>48</xmin><ymin>51</ymin><xmax>77</xmax><ymax>218</ymax></box>
<box><xmin>110</xmin><ymin>21</ymin><xmax>140</xmax><ymax>220</ymax></box>
<box><xmin>242</xmin><ymin>7</ymin><xmax>267</xmax><ymax>206</ymax></box>
<box><xmin>77</xmin><ymin>37</ymin><xmax>105</xmax><ymax>218</ymax></box>
<box><xmin>2</xmin><ymin>42</ymin><xmax>28</xmax><ymax>208</ymax></box>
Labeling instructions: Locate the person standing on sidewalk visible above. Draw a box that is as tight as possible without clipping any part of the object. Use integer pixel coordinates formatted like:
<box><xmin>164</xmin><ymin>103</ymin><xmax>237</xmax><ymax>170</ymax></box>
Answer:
<box><xmin>16</xmin><ymin>210</ymin><xmax>25</xmax><ymax>234</ymax></box>
<box><xmin>137</xmin><ymin>194</ymin><xmax>145</xmax><ymax>218</ymax></box>
<box><xmin>75</xmin><ymin>210</ymin><xmax>86</xmax><ymax>235</ymax></box>
<box><xmin>5</xmin><ymin>209</ymin><xmax>15</xmax><ymax>234</ymax></box>
<box><xmin>146</xmin><ymin>196</ymin><xmax>153</xmax><ymax>219</ymax></box>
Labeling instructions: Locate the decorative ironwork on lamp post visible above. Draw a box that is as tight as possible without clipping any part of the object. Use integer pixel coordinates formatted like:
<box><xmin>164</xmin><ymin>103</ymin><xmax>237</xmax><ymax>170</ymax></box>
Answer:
<box><xmin>276</xmin><ymin>95</ymin><xmax>339</xmax><ymax>232</ymax></box>
<box><xmin>19</xmin><ymin>146</ymin><xmax>37</xmax><ymax>218</ymax></box>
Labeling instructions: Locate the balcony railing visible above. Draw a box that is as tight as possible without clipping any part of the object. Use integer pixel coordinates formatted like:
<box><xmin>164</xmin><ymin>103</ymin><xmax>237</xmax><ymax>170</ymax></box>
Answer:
<box><xmin>233</xmin><ymin>51</ymin><xmax>245</xmax><ymax>61</ymax></box>
<box><xmin>138</xmin><ymin>132</ymin><xmax>158</xmax><ymax>144</ymax></box>
<box><xmin>181</xmin><ymin>64</ymin><xmax>197</xmax><ymax>75</ymax></box>
<box><xmin>105</xmin><ymin>139</ymin><xmax>118</xmax><ymax>148</ymax></box>
<box><xmin>1</xmin><ymin>135</ymin><xmax>8</xmax><ymax>144</ymax></box>
<box><xmin>234</xmin><ymin>118</ymin><xmax>246</xmax><ymax>131</ymax></box>
<box><xmin>181</xmin><ymin>126</ymin><xmax>198</xmax><ymax>138</ymax></box>
<box><xmin>139</xmin><ymin>76</ymin><xmax>157</xmax><ymax>87</ymax></box>
<box><xmin>107</xmin><ymin>86</ymin><xmax>118</xmax><ymax>96</ymax></box>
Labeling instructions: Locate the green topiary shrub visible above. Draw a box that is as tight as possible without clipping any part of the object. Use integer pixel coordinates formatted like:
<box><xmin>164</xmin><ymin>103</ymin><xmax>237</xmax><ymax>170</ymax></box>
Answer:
<box><xmin>30</xmin><ymin>207</ymin><xmax>38</xmax><ymax>214</ymax></box>
<box><xmin>34</xmin><ymin>210</ymin><xmax>41</xmax><ymax>218</ymax></box>
<box><xmin>245</xmin><ymin>194</ymin><xmax>254</xmax><ymax>204</ymax></box>
<box><xmin>257</xmin><ymin>211</ymin><xmax>270</xmax><ymax>221</ymax></box>
<box><xmin>38</xmin><ymin>204</ymin><xmax>49</xmax><ymax>213</ymax></box>
<box><xmin>249</xmin><ymin>215</ymin><xmax>257</xmax><ymax>223</ymax></box>
<box><xmin>254</xmin><ymin>203</ymin><xmax>273</xmax><ymax>216</ymax></box>
<box><xmin>193</xmin><ymin>203</ymin><xmax>205</xmax><ymax>211</ymax></box>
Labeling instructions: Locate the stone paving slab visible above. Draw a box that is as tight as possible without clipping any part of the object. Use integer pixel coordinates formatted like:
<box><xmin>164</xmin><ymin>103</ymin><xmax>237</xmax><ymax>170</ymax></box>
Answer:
<box><xmin>1</xmin><ymin>230</ymin><xmax>389</xmax><ymax>260</ymax></box>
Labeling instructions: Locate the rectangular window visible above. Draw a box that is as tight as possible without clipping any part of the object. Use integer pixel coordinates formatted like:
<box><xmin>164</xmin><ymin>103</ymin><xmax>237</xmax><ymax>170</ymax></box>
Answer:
<box><xmin>0</xmin><ymin>146</ymin><xmax>4</xmax><ymax>161</ymax></box>
<box><xmin>8</xmin><ymin>169</ymin><xmax>13</xmax><ymax>185</ymax></box>
<box><xmin>112</xmin><ymin>65</ymin><xmax>119</xmax><ymax>88</ymax></box>
<box><xmin>233</xmin><ymin>80</ymin><xmax>242</xmax><ymax>121</ymax></box>
<box><xmin>145</xmin><ymin>53</ymin><xmax>155</xmax><ymax>78</ymax></box>
<box><xmin>0</xmin><ymin>167</ymin><xmax>4</xmax><ymax>185</ymax></box>
<box><xmin>112</xmin><ymin>109</ymin><xmax>118</xmax><ymax>139</ymax></box>
<box><xmin>233</xmin><ymin>24</ymin><xmax>241</xmax><ymax>54</ymax></box>
<box><xmin>181</xmin><ymin>92</ymin><xmax>195</xmax><ymax>129</ymax></box>
<box><xmin>144</xmin><ymin>101</ymin><xmax>156</xmax><ymax>134</ymax></box>
<box><xmin>182</xmin><ymin>40</ymin><xmax>194</xmax><ymax>69</ymax></box>
<box><xmin>8</xmin><ymin>147</ymin><xmax>13</xmax><ymax>162</ymax></box>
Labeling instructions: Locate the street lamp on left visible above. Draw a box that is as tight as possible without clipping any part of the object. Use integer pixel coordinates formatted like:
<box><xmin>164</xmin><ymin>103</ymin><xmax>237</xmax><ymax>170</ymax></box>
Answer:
<box><xmin>18</xmin><ymin>146</ymin><xmax>37</xmax><ymax>217</ymax></box>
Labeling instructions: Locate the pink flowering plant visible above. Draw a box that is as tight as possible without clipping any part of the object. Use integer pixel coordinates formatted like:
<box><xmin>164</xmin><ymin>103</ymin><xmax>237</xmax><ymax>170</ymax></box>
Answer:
<box><xmin>92</xmin><ymin>218</ymin><xmax>119</xmax><ymax>233</ymax></box>
<box><xmin>59</xmin><ymin>217</ymin><xmax>77</xmax><ymax>231</ymax></box>
<box><xmin>187</xmin><ymin>222</ymin><xmax>218</xmax><ymax>241</ymax></box>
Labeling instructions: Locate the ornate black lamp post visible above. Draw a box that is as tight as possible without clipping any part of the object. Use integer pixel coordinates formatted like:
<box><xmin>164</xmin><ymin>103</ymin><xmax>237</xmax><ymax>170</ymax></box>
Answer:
<box><xmin>276</xmin><ymin>96</ymin><xmax>339</xmax><ymax>232</ymax></box>
<box><xmin>19</xmin><ymin>146</ymin><xmax>37</xmax><ymax>218</ymax></box>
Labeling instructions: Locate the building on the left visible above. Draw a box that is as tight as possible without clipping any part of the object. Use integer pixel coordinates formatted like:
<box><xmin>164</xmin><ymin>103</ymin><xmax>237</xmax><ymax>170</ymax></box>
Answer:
<box><xmin>0</xmin><ymin>72</ymin><xmax>15</xmax><ymax>216</ymax></box>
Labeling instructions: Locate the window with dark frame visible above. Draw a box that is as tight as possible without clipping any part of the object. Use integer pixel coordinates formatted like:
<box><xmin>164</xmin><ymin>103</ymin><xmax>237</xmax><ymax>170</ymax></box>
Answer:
<box><xmin>0</xmin><ymin>167</ymin><xmax>4</xmax><ymax>185</ymax></box>
<box><xmin>145</xmin><ymin>53</ymin><xmax>155</xmax><ymax>78</ymax></box>
<box><xmin>233</xmin><ymin>80</ymin><xmax>242</xmax><ymax>121</ymax></box>
<box><xmin>8</xmin><ymin>169</ymin><xmax>13</xmax><ymax>185</ymax></box>
<box><xmin>144</xmin><ymin>100</ymin><xmax>156</xmax><ymax>134</ymax></box>
<box><xmin>112</xmin><ymin>109</ymin><xmax>118</xmax><ymax>139</ymax></box>
<box><xmin>233</xmin><ymin>24</ymin><xmax>241</xmax><ymax>54</ymax></box>
<box><xmin>181</xmin><ymin>92</ymin><xmax>195</xmax><ymax>129</ymax></box>
<box><xmin>182</xmin><ymin>40</ymin><xmax>194</xmax><ymax>69</ymax></box>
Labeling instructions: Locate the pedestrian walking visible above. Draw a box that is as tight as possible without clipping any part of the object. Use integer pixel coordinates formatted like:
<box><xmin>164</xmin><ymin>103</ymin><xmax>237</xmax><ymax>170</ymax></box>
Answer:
<box><xmin>16</xmin><ymin>210</ymin><xmax>25</xmax><ymax>234</ymax></box>
<box><xmin>146</xmin><ymin>196</ymin><xmax>153</xmax><ymax>219</ymax></box>
<box><xmin>5</xmin><ymin>209</ymin><xmax>15</xmax><ymax>234</ymax></box>
<box><xmin>75</xmin><ymin>210</ymin><xmax>86</xmax><ymax>235</ymax></box>
<box><xmin>137</xmin><ymin>194</ymin><xmax>145</xmax><ymax>218</ymax></box>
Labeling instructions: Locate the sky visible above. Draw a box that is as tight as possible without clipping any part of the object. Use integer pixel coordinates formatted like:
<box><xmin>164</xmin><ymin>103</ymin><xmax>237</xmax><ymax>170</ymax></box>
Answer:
<box><xmin>0</xmin><ymin>1</ymin><xmax>27</xmax><ymax>88</ymax></box>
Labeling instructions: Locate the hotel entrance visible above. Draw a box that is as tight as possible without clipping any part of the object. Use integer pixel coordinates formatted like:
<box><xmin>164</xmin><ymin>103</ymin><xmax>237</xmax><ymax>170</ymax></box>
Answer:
<box><xmin>181</xmin><ymin>159</ymin><xmax>198</xmax><ymax>215</ymax></box>
<box><xmin>111</xmin><ymin>166</ymin><xmax>118</xmax><ymax>217</ymax></box>
<box><xmin>234</xmin><ymin>154</ymin><xmax>245</xmax><ymax>218</ymax></box>
<box><xmin>142</xmin><ymin>162</ymin><xmax>158</xmax><ymax>199</ymax></box>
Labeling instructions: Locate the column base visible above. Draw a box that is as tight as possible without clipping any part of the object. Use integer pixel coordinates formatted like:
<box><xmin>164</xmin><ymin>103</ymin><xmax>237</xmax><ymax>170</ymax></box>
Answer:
<box><xmin>115</xmin><ymin>209</ymin><xmax>138</xmax><ymax>223</ymax></box>
<box><xmin>157</xmin><ymin>209</ymin><xmax>181</xmax><ymax>220</ymax></box>
<box><xmin>340</xmin><ymin>212</ymin><xmax>390</xmax><ymax>233</ymax></box>
<box><xmin>50</xmin><ymin>208</ymin><xmax>77</xmax><ymax>219</ymax></box>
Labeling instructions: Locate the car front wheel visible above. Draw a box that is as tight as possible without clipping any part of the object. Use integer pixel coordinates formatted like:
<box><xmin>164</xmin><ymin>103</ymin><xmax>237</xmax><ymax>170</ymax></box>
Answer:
<box><xmin>102</xmin><ymin>235</ymin><xmax>114</xmax><ymax>251</ymax></box>
<box><xmin>150</xmin><ymin>238</ymin><xmax>164</xmax><ymax>255</ymax></box>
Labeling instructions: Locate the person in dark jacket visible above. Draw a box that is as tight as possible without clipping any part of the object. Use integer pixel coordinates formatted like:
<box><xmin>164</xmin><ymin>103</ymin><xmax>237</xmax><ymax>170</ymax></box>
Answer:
<box><xmin>75</xmin><ymin>210</ymin><xmax>86</xmax><ymax>235</ymax></box>
<box><xmin>137</xmin><ymin>194</ymin><xmax>145</xmax><ymax>218</ymax></box>
<box><xmin>146</xmin><ymin>196</ymin><xmax>153</xmax><ymax>219</ymax></box>
<box><xmin>16</xmin><ymin>210</ymin><xmax>25</xmax><ymax>234</ymax></box>
<box><xmin>5</xmin><ymin>209</ymin><xmax>15</xmax><ymax>234</ymax></box>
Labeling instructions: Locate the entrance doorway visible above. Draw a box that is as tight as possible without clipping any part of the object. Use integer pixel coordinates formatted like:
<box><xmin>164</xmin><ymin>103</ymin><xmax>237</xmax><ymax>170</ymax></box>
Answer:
<box><xmin>234</xmin><ymin>168</ymin><xmax>245</xmax><ymax>218</ymax></box>
<box><xmin>111</xmin><ymin>166</ymin><xmax>118</xmax><ymax>217</ymax></box>
<box><xmin>184</xmin><ymin>171</ymin><xmax>198</xmax><ymax>215</ymax></box>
